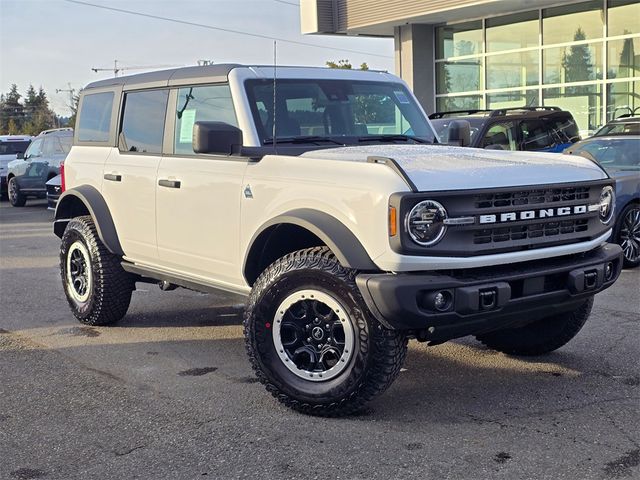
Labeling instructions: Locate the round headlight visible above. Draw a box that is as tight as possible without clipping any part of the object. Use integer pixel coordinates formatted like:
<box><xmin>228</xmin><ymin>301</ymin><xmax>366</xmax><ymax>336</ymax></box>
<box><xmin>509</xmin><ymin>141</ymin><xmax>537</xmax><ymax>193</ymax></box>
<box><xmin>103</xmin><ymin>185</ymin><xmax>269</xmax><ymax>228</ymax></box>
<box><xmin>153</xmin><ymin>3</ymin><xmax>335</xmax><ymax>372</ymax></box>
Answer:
<box><xmin>599</xmin><ymin>186</ymin><xmax>615</xmax><ymax>224</ymax></box>
<box><xmin>406</xmin><ymin>200</ymin><xmax>448</xmax><ymax>246</ymax></box>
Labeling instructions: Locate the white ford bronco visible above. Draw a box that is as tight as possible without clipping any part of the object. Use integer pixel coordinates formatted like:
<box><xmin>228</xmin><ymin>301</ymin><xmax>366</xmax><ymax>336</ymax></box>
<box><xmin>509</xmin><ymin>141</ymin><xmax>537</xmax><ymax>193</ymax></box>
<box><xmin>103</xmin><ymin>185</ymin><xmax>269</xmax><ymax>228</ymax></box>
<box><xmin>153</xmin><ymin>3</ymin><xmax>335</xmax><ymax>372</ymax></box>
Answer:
<box><xmin>55</xmin><ymin>65</ymin><xmax>622</xmax><ymax>416</ymax></box>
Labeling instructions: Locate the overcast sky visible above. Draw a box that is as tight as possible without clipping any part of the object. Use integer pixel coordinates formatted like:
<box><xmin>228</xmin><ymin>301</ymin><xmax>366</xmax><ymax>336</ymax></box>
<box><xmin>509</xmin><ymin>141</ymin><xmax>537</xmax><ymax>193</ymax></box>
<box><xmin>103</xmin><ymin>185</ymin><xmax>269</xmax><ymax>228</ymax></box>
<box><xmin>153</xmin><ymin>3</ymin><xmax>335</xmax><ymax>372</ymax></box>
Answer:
<box><xmin>0</xmin><ymin>0</ymin><xmax>394</xmax><ymax>115</ymax></box>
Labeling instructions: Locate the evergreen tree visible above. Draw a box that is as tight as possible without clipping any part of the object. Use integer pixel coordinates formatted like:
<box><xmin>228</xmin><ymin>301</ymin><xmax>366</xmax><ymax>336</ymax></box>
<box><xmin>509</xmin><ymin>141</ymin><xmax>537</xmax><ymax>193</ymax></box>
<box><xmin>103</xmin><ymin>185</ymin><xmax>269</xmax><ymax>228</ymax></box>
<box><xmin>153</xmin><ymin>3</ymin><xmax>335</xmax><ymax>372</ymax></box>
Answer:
<box><xmin>0</xmin><ymin>84</ymin><xmax>24</xmax><ymax>134</ymax></box>
<box><xmin>562</xmin><ymin>27</ymin><xmax>593</xmax><ymax>93</ymax></box>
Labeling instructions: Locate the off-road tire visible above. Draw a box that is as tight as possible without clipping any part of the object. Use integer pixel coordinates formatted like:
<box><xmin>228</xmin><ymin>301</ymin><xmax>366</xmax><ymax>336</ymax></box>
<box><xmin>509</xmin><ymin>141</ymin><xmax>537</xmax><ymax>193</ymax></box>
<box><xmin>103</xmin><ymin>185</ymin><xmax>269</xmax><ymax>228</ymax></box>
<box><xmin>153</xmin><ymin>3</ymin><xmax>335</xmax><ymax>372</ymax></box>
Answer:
<box><xmin>8</xmin><ymin>177</ymin><xmax>26</xmax><ymax>207</ymax></box>
<box><xmin>244</xmin><ymin>247</ymin><xmax>408</xmax><ymax>416</ymax></box>
<box><xmin>60</xmin><ymin>215</ymin><xmax>134</xmax><ymax>326</ymax></box>
<box><xmin>476</xmin><ymin>297</ymin><xmax>594</xmax><ymax>356</ymax></box>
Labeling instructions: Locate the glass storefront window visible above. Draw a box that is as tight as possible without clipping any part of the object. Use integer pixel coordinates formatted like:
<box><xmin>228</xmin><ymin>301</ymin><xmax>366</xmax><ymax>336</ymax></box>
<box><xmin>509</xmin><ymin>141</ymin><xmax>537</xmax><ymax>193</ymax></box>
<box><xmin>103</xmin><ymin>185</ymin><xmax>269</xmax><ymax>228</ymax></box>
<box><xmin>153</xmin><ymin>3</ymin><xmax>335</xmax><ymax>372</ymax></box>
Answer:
<box><xmin>436</xmin><ymin>21</ymin><xmax>482</xmax><ymax>59</ymax></box>
<box><xmin>543</xmin><ymin>1</ymin><xmax>604</xmax><ymax>45</ymax></box>
<box><xmin>543</xmin><ymin>42</ymin><xmax>603</xmax><ymax>84</ymax></box>
<box><xmin>486</xmin><ymin>50</ymin><xmax>539</xmax><ymax>89</ymax></box>
<box><xmin>486</xmin><ymin>11</ymin><xmax>539</xmax><ymax>52</ymax></box>
<box><xmin>543</xmin><ymin>85</ymin><xmax>603</xmax><ymax>134</ymax></box>
<box><xmin>608</xmin><ymin>0</ymin><xmax>640</xmax><ymax>36</ymax></box>
<box><xmin>436</xmin><ymin>59</ymin><xmax>482</xmax><ymax>94</ymax></box>
<box><xmin>607</xmin><ymin>80</ymin><xmax>640</xmax><ymax>119</ymax></box>
<box><xmin>436</xmin><ymin>96</ymin><xmax>483</xmax><ymax>112</ymax></box>
<box><xmin>608</xmin><ymin>37</ymin><xmax>640</xmax><ymax>79</ymax></box>
<box><xmin>487</xmin><ymin>90</ymin><xmax>539</xmax><ymax>109</ymax></box>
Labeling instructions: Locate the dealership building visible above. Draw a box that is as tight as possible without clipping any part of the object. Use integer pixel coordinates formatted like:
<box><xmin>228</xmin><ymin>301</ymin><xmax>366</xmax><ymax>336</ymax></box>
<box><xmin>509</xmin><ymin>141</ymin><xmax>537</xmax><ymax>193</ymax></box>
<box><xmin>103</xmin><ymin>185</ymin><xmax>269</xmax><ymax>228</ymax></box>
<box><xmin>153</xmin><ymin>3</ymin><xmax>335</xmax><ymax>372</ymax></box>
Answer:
<box><xmin>301</xmin><ymin>0</ymin><xmax>639</xmax><ymax>132</ymax></box>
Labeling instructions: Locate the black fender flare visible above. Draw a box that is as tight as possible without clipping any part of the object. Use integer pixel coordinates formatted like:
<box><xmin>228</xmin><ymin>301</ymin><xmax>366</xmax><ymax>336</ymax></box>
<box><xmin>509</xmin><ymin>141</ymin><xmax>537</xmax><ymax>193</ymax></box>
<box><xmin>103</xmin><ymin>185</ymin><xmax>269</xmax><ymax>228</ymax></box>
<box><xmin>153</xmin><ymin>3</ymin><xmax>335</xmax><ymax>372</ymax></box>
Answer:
<box><xmin>244</xmin><ymin>208</ymin><xmax>379</xmax><ymax>278</ymax></box>
<box><xmin>54</xmin><ymin>185</ymin><xmax>124</xmax><ymax>256</ymax></box>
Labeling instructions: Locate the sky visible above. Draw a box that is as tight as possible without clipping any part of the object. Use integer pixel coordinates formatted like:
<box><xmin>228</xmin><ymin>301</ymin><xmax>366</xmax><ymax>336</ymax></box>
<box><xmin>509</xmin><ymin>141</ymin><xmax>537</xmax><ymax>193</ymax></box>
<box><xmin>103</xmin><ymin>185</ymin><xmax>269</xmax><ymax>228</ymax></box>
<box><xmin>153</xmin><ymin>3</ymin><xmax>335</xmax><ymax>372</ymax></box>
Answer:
<box><xmin>0</xmin><ymin>0</ymin><xmax>394</xmax><ymax>116</ymax></box>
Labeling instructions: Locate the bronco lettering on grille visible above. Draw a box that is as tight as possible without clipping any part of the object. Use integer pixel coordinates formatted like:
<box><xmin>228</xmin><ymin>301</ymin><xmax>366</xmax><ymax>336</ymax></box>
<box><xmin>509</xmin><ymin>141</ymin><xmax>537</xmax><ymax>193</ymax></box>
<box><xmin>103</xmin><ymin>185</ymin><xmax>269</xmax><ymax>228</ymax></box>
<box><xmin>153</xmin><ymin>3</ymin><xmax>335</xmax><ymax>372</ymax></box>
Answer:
<box><xmin>479</xmin><ymin>205</ymin><xmax>589</xmax><ymax>224</ymax></box>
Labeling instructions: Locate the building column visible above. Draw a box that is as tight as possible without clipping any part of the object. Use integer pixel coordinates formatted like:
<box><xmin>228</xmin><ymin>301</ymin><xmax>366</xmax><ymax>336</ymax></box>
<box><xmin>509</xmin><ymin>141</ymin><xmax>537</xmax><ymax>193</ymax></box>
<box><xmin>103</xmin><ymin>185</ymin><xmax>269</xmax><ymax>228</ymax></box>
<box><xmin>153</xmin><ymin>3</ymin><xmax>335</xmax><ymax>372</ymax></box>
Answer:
<box><xmin>394</xmin><ymin>24</ymin><xmax>436</xmax><ymax>114</ymax></box>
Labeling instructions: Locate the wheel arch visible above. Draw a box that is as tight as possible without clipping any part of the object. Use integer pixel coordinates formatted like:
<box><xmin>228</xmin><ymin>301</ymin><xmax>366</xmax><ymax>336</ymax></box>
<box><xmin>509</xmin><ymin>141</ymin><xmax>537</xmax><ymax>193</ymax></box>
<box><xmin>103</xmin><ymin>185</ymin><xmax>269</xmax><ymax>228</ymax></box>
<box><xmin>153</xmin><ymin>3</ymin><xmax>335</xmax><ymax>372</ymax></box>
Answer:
<box><xmin>54</xmin><ymin>185</ymin><xmax>124</xmax><ymax>256</ymax></box>
<box><xmin>243</xmin><ymin>209</ymin><xmax>378</xmax><ymax>286</ymax></box>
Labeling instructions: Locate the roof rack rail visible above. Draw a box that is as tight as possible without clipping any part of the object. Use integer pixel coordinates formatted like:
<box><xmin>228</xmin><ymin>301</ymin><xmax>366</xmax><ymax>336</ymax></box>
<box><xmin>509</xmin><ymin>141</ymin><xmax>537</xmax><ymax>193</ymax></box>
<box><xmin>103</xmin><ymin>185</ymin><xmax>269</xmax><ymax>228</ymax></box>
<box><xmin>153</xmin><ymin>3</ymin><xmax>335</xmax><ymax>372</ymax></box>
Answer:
<box><xmin>489</xmin><ymin>106</ymin><xmax>561</xmax><ymax>117</ymax></box>
<box><xmin>428</xmin><ymin>109</ymin><xmax>492</xmax><ymax>119</ymax></box>
<box><xmin>39</xmin><ymin>127</ymin><xmax>74</xmax><ymax>136</ymax></box>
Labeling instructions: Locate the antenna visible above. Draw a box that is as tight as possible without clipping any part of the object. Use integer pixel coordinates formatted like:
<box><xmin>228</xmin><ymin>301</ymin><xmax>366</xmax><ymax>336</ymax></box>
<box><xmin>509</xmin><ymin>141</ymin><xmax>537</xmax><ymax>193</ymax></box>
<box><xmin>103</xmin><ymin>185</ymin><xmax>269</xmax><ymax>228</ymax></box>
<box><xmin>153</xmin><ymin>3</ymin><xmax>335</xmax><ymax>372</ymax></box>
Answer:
<box><xmin>272</xmin><ymin>40</ymin><xmax>278</xmax><ymax>154</ymax></box>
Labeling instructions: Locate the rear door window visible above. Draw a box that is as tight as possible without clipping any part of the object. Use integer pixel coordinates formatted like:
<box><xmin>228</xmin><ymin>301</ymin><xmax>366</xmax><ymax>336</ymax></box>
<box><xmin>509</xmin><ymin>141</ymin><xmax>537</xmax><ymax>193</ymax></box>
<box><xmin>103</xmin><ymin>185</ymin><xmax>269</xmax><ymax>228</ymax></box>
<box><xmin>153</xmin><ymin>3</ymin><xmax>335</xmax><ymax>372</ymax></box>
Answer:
<box><xmin>546</xmin><ymin>114</ymin><xmax>580</xmax><ymax>143</ymax></box>
<box><xmin>481</xmin><ymin>122</ymin><xmax>517</xmax><ymax>150</ymax></box>
<box><xmin>120</xmin><ymin>90</ymin><xmax>169</xmax><ymax>154</ymax></box>
<box><xmin>78</xmin><ymin>92</ymin><xmax>114</xmax><ymax>142</ymax></box>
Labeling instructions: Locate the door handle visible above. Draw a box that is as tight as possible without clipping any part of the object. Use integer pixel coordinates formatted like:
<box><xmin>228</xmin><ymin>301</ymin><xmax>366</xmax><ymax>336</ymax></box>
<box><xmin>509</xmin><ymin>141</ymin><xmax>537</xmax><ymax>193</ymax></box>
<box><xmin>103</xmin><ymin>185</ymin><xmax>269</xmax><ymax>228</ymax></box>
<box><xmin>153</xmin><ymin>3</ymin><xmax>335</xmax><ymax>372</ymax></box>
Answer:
<box><xmin>158</xmin><ymin>179</ymin><xmax>181</xmax><ymax>189</ymax></box>
<box><xmin>104</xmin><ymin>173</ymin><xmax>122</xmax><ymax>182</ymax></box>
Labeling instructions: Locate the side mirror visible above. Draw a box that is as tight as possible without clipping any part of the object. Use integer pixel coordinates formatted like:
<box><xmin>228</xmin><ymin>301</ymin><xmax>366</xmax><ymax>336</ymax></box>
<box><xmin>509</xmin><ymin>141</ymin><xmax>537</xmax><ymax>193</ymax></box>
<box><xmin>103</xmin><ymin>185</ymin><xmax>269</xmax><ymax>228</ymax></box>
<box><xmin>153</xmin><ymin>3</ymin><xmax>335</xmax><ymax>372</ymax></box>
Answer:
<box><xmin>447</xmin><ymin>120</ymin><xmax>471</xmax><ymax>147</ymax></box>
<box><xmin>193</xmin><ymin>121</ymin><xmax>243</xmax><ymax>155</ymax></box>
<box><xmin>17</xmin><ymin>152</ymin><xmax>24</xmax><ymax>159</ymax></box>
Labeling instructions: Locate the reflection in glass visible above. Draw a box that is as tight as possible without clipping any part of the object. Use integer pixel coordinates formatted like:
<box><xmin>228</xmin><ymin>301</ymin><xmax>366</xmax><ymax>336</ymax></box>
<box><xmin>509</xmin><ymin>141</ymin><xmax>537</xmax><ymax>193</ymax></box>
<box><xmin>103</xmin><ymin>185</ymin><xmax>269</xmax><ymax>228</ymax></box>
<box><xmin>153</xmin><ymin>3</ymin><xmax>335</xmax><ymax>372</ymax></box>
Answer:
<box><xmin>608</xmin><ymin>0</ymin><xmax>640</xmax><ymax>36</ymax></box>
<box><xmin>608</xmin><ymin>38</ymin><xmax>640</xmax><ymax>79</ymax></box>
<box><xmin>543</xmin><ymin>1</ymin><xmax>603</xmax><ymax>45</ymax></box>
<box><xmin>544</xmin><ymin>85</ymin><xmax>602</xmax><ymax>133</ymax></box>
<box><xmin>487</xmin><ymin>90</ymin><xmax>539</xmax><ymax>109</ymax></box>
<box><xmin>544</xmin><ymin>41</ymin><xmax>602</xmax><ymax>84</ymax></box>
<box><xmin>607</xmin><ymin>80</ymin><xmax>640</xmax><ymax>120</ymax></box>
<box><xmin>486</xmin><ymin>51</ymin><xmax>539</xmax><ymax>89</ymax></box>
<box><xmin>436</xmin><ymin>59</ymin><xmax>482</xmax><ymax>94</ymax></box>
<box><xmin>436</xmin><ymin>21</ymin><xmax>483</xmax><ymax>59</ymax></box>
<box><xmin>486</xmin><ymin>11</ymin><xmax>539</xmax><ymax>52</ymax></box>
<box><xmin>436</xmin><ymin>96</ymin><xmax>482</xmax><ymax>112</ymax></box>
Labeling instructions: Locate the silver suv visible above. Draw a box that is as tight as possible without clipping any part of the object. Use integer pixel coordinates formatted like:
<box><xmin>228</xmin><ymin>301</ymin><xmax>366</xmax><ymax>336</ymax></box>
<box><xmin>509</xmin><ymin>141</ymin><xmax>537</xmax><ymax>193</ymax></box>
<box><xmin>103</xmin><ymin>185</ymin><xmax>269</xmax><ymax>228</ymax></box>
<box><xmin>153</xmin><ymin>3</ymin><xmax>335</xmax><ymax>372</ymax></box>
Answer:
<box><xmin>54</xmin><ymin>65</ymin><xmax>622</xmax><ymax>416</ymax></box>
<box><xmin>7</xmin><ymin>128</ymin><xmax>73</xmax><ymax>207</ymax></box>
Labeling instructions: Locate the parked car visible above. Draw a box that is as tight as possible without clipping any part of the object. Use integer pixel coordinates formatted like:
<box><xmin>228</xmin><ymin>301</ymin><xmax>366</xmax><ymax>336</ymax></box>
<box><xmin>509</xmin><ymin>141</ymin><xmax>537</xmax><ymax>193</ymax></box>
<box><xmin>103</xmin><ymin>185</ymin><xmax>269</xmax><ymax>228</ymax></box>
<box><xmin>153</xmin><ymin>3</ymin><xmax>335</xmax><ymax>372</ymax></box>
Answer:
<box><xmin>564</xmin><ymin>136</ymin><xmax>640</xmax><ymax>267</ymax></box>
<box><xmin>429</xmin><ymin>107</ymin><xmax>580</xmax><ymax>152</ymax></box>
<box><xmin>592</xmin><ymin>116</ymin><xmax>640</xmax><ymax>137</ymax></box>
<box><xmin>46</xmin><ymin>174</ymin><xmax>62</xmax><ymax>210</ymax></box>
<box><xmin>6</xmin><ymin>128</ymin><xmax>72</xmax><ymax>207</ymax></box>
<box><xmin>0</xmin><ymin>135</ymin><xmax>32</xmax><ymax>198</ymax></box>
<box><xmin>53</xmin><ymin>65</ymin><xmax>621</xmax><ymax>416</ymax></box>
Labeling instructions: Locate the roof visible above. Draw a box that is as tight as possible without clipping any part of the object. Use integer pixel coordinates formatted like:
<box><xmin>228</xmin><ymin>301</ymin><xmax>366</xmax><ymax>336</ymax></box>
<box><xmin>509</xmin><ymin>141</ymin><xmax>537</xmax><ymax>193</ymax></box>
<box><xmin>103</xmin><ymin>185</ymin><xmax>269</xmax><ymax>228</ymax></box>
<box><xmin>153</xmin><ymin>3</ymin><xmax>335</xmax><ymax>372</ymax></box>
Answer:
<box><xmin>610</xmin><ymin>116</ymin><xmax>640</xmax><ymax>123</ymax></box>
<box><xmin>84</xmin><ymin>64</ymin><xmax>393</xmax><ymax>91</ymax></box>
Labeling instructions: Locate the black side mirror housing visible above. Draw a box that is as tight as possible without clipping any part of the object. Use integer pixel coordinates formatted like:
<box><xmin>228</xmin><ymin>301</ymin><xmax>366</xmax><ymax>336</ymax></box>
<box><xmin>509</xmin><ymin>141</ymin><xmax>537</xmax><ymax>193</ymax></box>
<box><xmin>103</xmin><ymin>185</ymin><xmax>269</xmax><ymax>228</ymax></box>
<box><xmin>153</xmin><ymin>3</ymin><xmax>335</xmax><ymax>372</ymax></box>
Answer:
<box><xmin>192</xmin><ymin>121</ymin><xmax>243</xmax><ymax>155</ymax></box>
<box><xmin>447</xmin><ymin>120</ymin><xmax>471</xmax><ymax>147</ymax></box>
<box><xmin>17</xmin><ymin>152</ymin><xmax>24</xmax><ymax>159</ymax></box>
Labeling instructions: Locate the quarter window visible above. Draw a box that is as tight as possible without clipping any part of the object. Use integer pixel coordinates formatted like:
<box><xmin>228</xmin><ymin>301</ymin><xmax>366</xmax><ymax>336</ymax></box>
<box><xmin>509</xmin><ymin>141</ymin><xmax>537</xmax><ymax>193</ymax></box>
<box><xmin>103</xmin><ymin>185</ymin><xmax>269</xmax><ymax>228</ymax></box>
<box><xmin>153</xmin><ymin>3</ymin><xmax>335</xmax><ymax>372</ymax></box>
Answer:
<box><xmin>120</xmin><ymin>90</ymin><xmax>169</xmax><ymax>154</ymax></box>
<box><xmin>174</xmin><ymin>85</ymin><xmax>237</xmax><ymax>154</ymax></box>
<box><xmin>77</xmin><ymin>92</ymin><xmax>114</xmax><ymax>142</ymax></box>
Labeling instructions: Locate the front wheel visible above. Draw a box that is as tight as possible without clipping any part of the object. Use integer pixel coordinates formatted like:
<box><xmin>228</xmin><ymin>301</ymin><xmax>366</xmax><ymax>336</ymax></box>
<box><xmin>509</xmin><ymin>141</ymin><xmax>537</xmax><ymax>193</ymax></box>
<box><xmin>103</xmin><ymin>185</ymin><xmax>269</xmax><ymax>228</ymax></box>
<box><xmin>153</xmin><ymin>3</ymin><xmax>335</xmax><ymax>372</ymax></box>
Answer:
<box><xmin>8</xmin><ymin>177</ymin><xmax>26</xmax><ymax>207</ymax></box>
<box><xmin>616</xmin><ymin>203</ymin><xmax>640</xmax><ymax>268</ymax></box>
<box><xmin>60</xmin><ymin>215</ymin><xmax>135</xmax><ymax>325</ymax></box>
<box><xmin>244</xmin><ymin>247</ymin><xmax>408</xmax><ymax>416</ymax></box>
<box><xmin>476</xmin><ymin>297</ymin><xmax>594</xmax><ymax>356</ymax></box>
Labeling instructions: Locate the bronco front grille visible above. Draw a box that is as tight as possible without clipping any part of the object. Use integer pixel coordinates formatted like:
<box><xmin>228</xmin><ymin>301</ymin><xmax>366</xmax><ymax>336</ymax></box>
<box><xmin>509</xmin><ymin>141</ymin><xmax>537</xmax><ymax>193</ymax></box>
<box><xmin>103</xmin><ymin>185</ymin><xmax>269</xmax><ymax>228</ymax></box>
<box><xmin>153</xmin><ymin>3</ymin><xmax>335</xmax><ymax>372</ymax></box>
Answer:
<box><xmin>473</xmin><ymin>219</ymin><xmax>590</xmax><ymax>244</ymax></box>
<box><xmin>390</xmin><ymin>180</ymin><xmax>612</xmax><ymax>257</ymax></box>
<box><xmin>474</xmin><ymin>186</ymin><xmax>590</xmax><ymax>209</ymax></box>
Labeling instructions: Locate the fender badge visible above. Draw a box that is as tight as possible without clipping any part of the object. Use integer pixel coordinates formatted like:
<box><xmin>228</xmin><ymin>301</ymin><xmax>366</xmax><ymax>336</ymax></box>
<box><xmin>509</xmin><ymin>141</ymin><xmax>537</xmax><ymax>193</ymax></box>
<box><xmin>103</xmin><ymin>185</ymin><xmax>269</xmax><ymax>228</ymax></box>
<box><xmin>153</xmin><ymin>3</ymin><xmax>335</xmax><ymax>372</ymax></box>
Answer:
<box><xmin>244</xmin><ymin>185</ymin><xmax>253</xmax><ymax>199</ymax></box>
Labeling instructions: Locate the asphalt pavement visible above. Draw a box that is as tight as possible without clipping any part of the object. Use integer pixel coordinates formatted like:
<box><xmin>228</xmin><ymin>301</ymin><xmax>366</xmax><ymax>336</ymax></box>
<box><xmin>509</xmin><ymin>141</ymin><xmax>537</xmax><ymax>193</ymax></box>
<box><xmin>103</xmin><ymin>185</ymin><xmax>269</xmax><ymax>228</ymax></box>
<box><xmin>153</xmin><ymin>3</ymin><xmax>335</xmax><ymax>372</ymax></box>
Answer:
<box><xmin>1</xmin><ymin>199</ymin><xmax>639</xmax><ymax>480</ymax></box>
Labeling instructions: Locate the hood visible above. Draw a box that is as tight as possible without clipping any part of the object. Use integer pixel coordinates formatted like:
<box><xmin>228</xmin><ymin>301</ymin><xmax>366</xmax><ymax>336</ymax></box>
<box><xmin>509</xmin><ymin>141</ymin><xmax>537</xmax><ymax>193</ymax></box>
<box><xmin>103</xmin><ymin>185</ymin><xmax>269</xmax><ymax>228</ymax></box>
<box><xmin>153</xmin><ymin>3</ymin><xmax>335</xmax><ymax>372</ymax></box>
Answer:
<box><xmin>301</xmin><ymin>145</ymin><xmax>608</xmax><ymax>191</ymax></box>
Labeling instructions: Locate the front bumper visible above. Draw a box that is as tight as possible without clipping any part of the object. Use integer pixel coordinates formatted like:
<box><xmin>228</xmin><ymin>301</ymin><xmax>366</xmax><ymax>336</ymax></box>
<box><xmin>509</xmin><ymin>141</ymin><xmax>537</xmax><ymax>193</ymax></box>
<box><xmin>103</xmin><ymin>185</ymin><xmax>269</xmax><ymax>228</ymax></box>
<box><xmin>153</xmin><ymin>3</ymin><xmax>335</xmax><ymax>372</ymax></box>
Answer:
<box><xmin>356</xmin><ymin>243</ymin><xmax>623</xmax><ymax>342</ymax></box>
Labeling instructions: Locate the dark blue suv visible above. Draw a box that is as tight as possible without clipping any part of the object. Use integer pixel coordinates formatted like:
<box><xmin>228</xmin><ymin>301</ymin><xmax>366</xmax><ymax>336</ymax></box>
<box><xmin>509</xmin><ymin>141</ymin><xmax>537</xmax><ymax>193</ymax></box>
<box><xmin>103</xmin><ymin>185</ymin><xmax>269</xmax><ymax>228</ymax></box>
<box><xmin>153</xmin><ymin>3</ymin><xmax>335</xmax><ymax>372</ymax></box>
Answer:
<box><xmin>429</xmin><ymin>107</ymin><xmax>580</xmax><ymax>153</ymax></box>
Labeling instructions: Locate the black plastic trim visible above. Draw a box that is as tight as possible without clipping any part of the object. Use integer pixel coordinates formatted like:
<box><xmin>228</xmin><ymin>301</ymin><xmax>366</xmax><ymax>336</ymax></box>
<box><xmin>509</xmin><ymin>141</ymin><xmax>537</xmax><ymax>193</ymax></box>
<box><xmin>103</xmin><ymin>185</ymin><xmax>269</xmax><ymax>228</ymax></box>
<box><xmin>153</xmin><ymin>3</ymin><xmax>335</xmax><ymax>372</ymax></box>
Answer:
<box><xmin>53</xmin><ymin>185</ymin><xmax>124</xmax><ymax>256</ymax></box>
<box><xmin>356</xmin><ymin>243</ymin><xmax>622</xmax><ymax>339</ymax></box>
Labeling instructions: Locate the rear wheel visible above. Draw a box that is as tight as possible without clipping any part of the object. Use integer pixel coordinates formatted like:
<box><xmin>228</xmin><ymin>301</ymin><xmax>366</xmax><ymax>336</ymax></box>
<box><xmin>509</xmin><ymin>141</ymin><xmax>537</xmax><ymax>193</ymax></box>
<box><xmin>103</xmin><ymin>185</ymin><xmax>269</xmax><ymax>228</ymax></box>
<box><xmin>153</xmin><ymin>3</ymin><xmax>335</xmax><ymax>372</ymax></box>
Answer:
<box><xmin>616</xmin><ymin>203</ymin><xmax>640</xmax><ymax>268</ymax></box>
<box><xmin>60</xmin><ymin>216</ymin><xmax>135</xmax><ymax>325</ymax></box>
<box><xmin>476</xmin><ymin>297</ymin><xmax>593</xmax><ymax>356</ymax></box>
<box><xmin>244</xmin><ymin>247</ymin><xmax>408</xmax><ymax>416</ymax></box>
<box><xmin>8</xmin><ymin>177</ymin><xmax>26</xmax><ymax>207</ymax></box>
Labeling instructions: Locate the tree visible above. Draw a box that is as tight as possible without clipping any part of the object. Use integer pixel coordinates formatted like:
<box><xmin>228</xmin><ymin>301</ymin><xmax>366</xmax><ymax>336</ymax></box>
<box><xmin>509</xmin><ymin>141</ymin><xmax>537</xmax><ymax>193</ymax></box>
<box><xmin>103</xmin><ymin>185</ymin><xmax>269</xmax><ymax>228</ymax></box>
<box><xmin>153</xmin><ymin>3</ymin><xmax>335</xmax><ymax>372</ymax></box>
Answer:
<box><xmin>67</xmin><ymin>91</ymin><xmax>81</xmax><ymax>128</ymax></box>
<box><xmin>0</xmin><ymin>84</ymin><xmax>25</xmax><ymax>134</ymax></box>
<box><xmin>562</xmin><ymin>27</ymin><xmax>593</xmax><ymax>93</ymax></box>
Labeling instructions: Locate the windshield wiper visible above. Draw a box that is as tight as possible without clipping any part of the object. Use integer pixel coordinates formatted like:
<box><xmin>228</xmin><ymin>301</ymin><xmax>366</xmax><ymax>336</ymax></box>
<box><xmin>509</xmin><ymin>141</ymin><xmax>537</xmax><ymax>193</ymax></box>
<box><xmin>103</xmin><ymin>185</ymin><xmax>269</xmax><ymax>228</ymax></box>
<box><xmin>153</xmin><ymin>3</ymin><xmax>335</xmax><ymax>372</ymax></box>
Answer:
<box><xmin>264</xmin><ymin>136</ymin><xmax>345</xmax><ymax>146</ymax></box>
<box><xmin>357</xmin><ymin>134</ymin><xmax>431</xmax><ymax>144</ymax></box>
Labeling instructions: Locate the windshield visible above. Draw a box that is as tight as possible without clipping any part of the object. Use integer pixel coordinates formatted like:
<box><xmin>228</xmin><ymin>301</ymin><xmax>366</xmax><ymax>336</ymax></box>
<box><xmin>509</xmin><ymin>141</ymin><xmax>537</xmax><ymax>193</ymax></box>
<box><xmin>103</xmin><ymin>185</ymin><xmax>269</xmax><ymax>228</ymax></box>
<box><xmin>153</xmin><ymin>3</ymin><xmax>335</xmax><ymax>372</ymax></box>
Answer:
<box><xmin>245</xmin><ymin>79</ymin><xmax>437</xmax><ymax>144</ymax></box>
<box><xmin>0</xmin><ymin>141</ymin><xmax>30</xmax><ymax>155</ymax></box>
